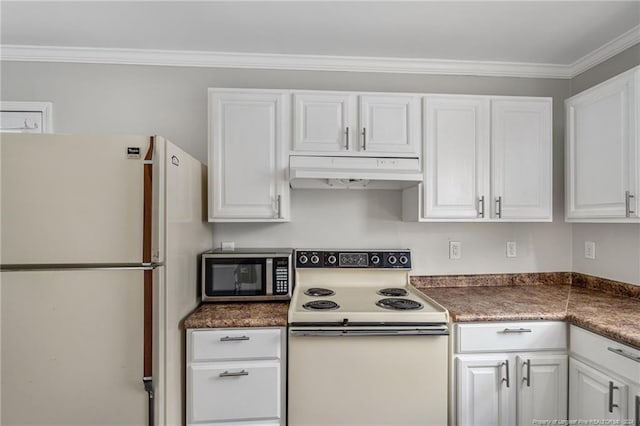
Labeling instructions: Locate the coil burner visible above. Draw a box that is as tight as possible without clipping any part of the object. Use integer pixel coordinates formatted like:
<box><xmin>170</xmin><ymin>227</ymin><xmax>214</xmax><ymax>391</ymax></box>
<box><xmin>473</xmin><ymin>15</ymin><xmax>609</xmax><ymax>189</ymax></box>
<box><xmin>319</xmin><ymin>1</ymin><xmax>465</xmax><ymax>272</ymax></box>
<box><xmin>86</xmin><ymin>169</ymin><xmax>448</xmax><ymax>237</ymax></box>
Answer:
<box><xmin>376</xmin><ymin>298</ymin><xmax>423</xmax><ymax>310</ymax></box>
<box><xmin>304</xmin><ymin>288</ymin><xmax>336</xmax><ymax>297</ymax></box>
<box><xmin>302</xmin><ymin>300</ymin><xmax>339</xmax><ymax>310</ymax></box>
<box><xmin>377</xmin><ymin>288</ymin><xmax>409</xmax><ymax>297</ymax></box>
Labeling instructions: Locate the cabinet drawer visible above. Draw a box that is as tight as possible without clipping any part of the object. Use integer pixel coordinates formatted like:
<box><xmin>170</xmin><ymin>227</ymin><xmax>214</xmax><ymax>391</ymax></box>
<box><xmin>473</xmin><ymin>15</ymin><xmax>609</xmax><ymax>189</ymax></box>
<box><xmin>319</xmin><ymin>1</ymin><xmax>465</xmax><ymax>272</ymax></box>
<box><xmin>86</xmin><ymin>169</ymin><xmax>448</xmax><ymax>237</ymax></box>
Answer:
<box><xmin>188</xmin><ymin>361</ymin><xmax>281</xmax><ymax>423</ymax></box>
<box><xmin>190</xmin><ymin>328</ymin><xmax>282</xmax><ymax>362</ymax></box>
<box><xmin>456</xmin><ymin>321</ymin><xmax>567</xmax><ymax>353</ymax></box>
<box><xmin>570</xmin><ymin>325</ymin><xmax>640</xmax><ymax>383</ymax></box>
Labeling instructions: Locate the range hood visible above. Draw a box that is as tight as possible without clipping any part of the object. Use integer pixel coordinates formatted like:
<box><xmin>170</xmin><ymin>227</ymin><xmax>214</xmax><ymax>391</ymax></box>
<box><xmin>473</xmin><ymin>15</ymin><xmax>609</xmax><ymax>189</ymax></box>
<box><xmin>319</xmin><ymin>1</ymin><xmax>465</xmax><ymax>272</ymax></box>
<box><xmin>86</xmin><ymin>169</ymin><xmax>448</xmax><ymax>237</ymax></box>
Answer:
<box><xmin>289</xmin><ymin>155</ymin><xmax>423</xmax><ymax>189</ymax></box>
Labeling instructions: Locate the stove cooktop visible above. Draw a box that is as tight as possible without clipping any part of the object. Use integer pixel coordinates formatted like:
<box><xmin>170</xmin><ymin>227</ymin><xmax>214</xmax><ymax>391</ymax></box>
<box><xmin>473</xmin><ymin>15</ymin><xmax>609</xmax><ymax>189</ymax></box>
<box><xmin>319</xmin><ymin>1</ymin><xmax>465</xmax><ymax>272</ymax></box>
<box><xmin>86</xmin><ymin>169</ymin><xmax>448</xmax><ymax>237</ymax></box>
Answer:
<box><xmin>288</xmin><ymin>249</ymin><xmax>449</xmax><ymax>325</ymax></box>
<box><xmin>289</xmin><ymin>283</ymin><xmax>448</xmax><ymax>324</ymax></box>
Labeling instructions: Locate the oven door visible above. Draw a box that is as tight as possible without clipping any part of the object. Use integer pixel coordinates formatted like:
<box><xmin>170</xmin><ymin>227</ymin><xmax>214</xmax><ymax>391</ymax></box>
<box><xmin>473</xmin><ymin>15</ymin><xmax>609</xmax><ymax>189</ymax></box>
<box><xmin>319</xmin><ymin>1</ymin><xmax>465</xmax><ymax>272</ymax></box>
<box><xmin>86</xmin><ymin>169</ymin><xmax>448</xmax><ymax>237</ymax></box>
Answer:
<box><xmin>202</xmin><ymin>257</ymin><xmax>269</xmax><ymax>301</ymax></box>
<box><xmin>288</xmin><ymin>327</ymin><xmax>449</xmax><ymax>426</ymax></box>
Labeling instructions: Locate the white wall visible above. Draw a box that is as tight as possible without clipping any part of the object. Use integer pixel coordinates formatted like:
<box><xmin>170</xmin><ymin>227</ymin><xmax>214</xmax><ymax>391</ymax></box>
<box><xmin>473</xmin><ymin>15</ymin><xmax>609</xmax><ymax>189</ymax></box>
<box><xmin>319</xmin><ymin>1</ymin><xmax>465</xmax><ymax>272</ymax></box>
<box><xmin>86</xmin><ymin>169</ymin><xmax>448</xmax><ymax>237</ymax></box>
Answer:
<box><xmin>569</xmin><ymin>43</ymin><xmax>640</xmax><ymax>285</ymax></box>
<box><xmin>214</xmin><ymin>190</ymin><xmax>570</xmax><ymax>275</ymax></box>
<box><xmin>1</xmin><ymin>61</ymin><xmax>573</xmax><ymax>275</ymax></box>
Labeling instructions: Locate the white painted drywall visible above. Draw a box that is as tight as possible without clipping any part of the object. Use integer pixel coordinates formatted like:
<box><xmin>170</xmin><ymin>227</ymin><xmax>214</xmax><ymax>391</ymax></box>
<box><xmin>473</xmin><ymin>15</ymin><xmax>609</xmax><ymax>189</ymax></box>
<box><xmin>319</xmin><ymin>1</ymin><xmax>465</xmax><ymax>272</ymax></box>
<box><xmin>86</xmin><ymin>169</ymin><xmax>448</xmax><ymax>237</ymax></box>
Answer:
<box><xmin>569</xmin><ymin>43</ymin><xmax>640</xmax><ymax>285</ymax></box>
<box><xmin>571</xmin><ymin>224</ymin><xmax>640</xmax><ymax>285</ymax></box>
<box><xmin>0</xmin><ymin>61</ymin><xmax>572</xmax><ymax>276</ymax></box>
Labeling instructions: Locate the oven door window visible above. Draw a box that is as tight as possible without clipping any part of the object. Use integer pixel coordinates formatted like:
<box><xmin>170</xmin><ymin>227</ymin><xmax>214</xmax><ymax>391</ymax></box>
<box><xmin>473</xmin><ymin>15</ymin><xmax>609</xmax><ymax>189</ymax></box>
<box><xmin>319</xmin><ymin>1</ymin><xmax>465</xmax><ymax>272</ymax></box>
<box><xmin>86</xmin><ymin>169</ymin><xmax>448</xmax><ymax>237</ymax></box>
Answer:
<box><xmin>205</xmin><ymin>258</ymin><xmax>267</xmax><ymax>297</ymax></box>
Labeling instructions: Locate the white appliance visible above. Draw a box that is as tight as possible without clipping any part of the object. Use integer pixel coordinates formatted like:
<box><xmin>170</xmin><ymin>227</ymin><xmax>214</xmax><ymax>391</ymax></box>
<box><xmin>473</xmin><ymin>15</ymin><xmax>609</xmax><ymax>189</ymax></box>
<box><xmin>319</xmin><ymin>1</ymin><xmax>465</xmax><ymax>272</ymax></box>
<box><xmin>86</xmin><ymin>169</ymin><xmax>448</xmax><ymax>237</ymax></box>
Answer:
<box><xmin>289</xmin><ymin>155</ymin><xmax>423</xmax><ymax>189</ymax></box>
<box><xmin>288</xmin><ymin>250</ymin><xmax>450</xmax><ymax>426</ymax></box>
<box><xmin>0</xmin><ymin>133</ymin><xmax>212</xmax><ymax>426</ymax></box>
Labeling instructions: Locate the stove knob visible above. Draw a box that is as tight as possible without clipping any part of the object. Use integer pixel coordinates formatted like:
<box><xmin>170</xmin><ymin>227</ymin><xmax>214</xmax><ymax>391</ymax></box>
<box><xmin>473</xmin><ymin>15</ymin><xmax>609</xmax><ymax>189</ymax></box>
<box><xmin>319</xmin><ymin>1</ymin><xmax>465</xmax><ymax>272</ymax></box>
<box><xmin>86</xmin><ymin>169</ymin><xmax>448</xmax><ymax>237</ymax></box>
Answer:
<box><xmin>370</xmin><ymin>255</ymin><xmax>381</xmax><ymax>265</ymax></box>
<box><xmin>399</xmin><ymin>255</ymin><xmax>409</xmax><ymax>265</ymax></box>
<box><xmin>298</xmin><ymin>255</ymin><xmax>308</xmax><ymax>265</ymax></box>
<box><xmin>327</xmin><ymin>255</ymin><xmax>337</xmax><ymax>265</ymax></box>
<box><xmin>310</xmin><ymin>255</ymin><xmax>320</xmax><ymax>264</ymax></box>
<box><xmin>387</xmin><ymin>255</ymin><xmax>397</xmax><ymax>265</ymax></box>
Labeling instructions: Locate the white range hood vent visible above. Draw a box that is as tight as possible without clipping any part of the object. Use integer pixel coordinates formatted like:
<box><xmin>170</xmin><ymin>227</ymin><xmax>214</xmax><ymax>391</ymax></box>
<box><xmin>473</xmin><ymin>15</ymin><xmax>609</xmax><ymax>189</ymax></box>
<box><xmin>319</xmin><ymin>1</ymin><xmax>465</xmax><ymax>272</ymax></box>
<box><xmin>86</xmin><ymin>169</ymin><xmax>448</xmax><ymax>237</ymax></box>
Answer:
<box><xmin>289</xmin><ymin>155</ymin><xmax>423</xmax><ymax>190</ymax></box>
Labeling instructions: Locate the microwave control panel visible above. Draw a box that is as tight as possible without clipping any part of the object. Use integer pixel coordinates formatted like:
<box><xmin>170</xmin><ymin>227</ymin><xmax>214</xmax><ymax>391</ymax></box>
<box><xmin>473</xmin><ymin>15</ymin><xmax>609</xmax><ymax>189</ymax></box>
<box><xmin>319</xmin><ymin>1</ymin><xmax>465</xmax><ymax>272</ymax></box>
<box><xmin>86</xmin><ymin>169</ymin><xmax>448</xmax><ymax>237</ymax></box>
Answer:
<box><xmin>273</xmin><ymin>257</ymin><xmax>290</xmax><ymax>295</ymax></box>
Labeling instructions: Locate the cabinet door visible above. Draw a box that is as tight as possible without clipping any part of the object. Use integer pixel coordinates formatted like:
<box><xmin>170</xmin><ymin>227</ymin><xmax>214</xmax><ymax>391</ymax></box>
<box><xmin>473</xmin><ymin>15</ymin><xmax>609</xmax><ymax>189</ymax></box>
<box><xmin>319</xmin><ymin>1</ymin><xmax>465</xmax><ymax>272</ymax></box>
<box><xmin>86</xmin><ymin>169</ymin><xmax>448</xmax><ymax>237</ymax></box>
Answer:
<box><xmin>566</xmin><ymin>69</ymin><xmax>637</xmax><ymax>219</ymax></box>
<box><xmin>359</xmin><ymin>94</ymin><xmax>420</xmax><ymax>154</ymax></box>
<box><xmin>457</xmin><ymin>355</ymin><xmax>514</xmax><ymax>426</ymax></box>
<box><xmin>516</xmin><ymin>354</ymin><xmax>567</xmax><ymax>426</ymax></box>
<box><xmin>209</xmin><ymin>90</ymin><xmax>289</xmax><ymax>221</ymax></box>
<box><xmin>629</xmin><ymin>387</ymin><xmax>640</xmax><ymax>426</ymax></box>
<box><xmin>569</xmin><ymin>357</ymin><xmax>628</xmax><ymax>423</ymax></box>
<box><xmin>423</xmin><ymin>96</ymin><xmax>490</xmax><ymax>219</ymax></box>
<box><xmin>491</xmin><ymin>98</ymin><xmax>552</xmax><ymax>220</ymax></box>
<box><xmin>292</xmin><ymin>92</ymin><xmax>355</xmax><ymax>152</ymax></box>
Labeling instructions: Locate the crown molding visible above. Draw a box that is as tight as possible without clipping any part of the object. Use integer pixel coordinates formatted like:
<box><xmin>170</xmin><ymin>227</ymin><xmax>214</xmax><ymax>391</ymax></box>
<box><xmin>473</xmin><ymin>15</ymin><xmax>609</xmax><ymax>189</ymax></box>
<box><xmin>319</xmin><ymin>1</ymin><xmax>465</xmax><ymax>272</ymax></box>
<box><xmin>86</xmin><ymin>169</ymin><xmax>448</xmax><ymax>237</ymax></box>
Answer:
<box><xmin>2</xmin><ymin>27</ymin><xmax>639</xmax><ymax>80</ymax></box>
<box><xmin>569</xmin><ymin>25</ymin><xmax>640</xmax><ymax>78</ymax></box>
<box><xmin>0</xmin><ymin>44</ymin><xmax>572</xmax><ymax>79</ymax></box>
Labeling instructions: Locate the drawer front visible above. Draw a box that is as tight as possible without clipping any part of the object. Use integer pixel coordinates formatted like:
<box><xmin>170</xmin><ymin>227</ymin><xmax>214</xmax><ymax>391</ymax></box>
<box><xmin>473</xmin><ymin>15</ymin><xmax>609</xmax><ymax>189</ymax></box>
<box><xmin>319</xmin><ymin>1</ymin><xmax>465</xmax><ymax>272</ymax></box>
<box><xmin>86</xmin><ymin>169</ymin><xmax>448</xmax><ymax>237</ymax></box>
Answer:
<box><xmin>570</xmin><ymin>325</ymin><xmax>640</xmax><ymax>383</ymax></box>
<box><xmin>456</xmin><ymin>321</ymin><xmax>567</xmax><ymax>353</ymax></box>
<box><xmin>190</xmin><ymin>328</ymin><xmax>281</xmax><ymax>362</ymax></box>
<box><xmin>188</xmin><ymin>361</ymin><xmax>281</xmax><ymax>423</ymax></box>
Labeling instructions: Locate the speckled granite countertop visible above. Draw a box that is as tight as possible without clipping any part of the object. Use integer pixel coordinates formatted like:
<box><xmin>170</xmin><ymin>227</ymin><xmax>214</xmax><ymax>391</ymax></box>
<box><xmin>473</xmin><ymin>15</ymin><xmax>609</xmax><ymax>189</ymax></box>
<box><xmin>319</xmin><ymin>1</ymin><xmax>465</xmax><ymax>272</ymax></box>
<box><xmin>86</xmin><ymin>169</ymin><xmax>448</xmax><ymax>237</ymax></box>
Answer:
<box><xmin>417</xmin><ymin>274</ymin><xmax>640</xmax><ymax>349</ymax></box>
<box><xmin>183</xmin><ymin>302</ymin><xmax>288</xmax><ymax>329</ymax></box>
<box><xmin>566</xmin><ymin>286</ymin><xmax>640</xmax><ymax>349</ymax></box>
<box><xmin>418</xmin><ymin>284</ymin><xmax>571</xmax><ymax>322</ymax></box>
<box><xmin>182</xmin><ymin>273</ymin><xmax>640</xmax><ymax>350</ymax></box>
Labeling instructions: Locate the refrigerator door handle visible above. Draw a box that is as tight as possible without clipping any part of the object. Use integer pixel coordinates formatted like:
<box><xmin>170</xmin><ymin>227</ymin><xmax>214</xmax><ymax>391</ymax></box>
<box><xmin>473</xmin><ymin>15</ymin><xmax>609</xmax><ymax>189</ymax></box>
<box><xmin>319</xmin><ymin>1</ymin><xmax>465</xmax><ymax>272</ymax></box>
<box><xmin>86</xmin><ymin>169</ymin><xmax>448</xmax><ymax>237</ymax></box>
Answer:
<box><xmin>0</xmin><ymin>262</ymin><xmax>163</xmax><ymax>272</ymax></box>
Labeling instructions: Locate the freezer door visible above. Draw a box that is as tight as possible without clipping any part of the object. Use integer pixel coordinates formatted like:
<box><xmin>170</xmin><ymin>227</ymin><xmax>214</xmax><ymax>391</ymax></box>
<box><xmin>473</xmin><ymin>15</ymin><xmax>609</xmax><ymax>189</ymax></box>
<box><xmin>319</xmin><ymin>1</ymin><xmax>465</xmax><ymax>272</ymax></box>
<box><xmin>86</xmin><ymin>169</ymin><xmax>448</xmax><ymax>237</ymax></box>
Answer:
<box><xmin>0</xmin><ymin>133</ymin><xmax>150</xmax><ymax>264</ymax></box>
<box><xmin>1</xmin><ymin>270</ymin><xmax>147</xmax><ymax>425</ymax></box>
<box><xmin>153</xmin><ymin>139</ymin><xmax>213</xmax><ymax>426</ymax></box>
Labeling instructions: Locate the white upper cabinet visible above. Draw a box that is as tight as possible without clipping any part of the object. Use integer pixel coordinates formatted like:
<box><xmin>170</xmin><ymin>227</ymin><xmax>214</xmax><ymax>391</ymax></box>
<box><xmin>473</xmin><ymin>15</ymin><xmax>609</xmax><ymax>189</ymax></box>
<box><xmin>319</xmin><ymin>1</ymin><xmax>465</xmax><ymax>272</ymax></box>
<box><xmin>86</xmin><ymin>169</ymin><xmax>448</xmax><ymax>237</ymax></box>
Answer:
<box><xmin>492</xmin><ymin>99</ymin><xmax>552</xmax><ymax>220</ymax></box>
<box><xmin>291</xmin><ymin>91</ymin><xmax>421</xmax><ymax>157</ymax></box>
<box><xmin>566</xmin><ymin>66</ymin><xmax>639</xmax><ymax>222</ymax></box>
<box><xmin>423</xmin><ymin>96</ymin><xmax>490</xmax><ymax>219</ymax></box>
<box><xmin>411</xmin><ymin>95</ymin><xmax>552</xmax><ymax>222</ymax></box>
<box><xmin>208</xmin><ymin>89</ymin><xmax>290</xmax><ymax>222</ymax></box>
<box><xmin>293</xmin><ymin>92</ymin><xmax>356</xmax><ymax>152</ymax></box>
<box><xmin>359</xmin><ymin>94</ymin><xmax>420</xmax><ymax>154</ymax></box>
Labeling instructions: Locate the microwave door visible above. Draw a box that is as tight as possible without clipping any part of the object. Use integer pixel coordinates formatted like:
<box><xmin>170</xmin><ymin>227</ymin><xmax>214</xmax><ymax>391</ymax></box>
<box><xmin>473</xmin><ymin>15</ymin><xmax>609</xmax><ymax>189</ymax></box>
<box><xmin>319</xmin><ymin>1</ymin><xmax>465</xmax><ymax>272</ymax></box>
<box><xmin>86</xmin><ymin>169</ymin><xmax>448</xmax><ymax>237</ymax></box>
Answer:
<box><xmin>206</xmin><ymin>259</ymin><xmax>268</xmax><ymax>297</ymax></box>
<box><xmin>233</xmin><ymin>264</ymin><xmax>258</xmax><ymax>292</ymax></box>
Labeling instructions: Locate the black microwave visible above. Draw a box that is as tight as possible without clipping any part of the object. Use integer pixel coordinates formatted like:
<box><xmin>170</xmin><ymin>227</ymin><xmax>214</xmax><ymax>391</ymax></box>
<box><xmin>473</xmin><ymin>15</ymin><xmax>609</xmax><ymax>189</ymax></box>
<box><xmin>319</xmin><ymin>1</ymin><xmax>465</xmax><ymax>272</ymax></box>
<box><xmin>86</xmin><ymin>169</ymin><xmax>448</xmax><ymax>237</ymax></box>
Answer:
<box><xmin>201</xmin><ymin>249</ymin><xmax>293</xmax><ymax>302</ymax></box>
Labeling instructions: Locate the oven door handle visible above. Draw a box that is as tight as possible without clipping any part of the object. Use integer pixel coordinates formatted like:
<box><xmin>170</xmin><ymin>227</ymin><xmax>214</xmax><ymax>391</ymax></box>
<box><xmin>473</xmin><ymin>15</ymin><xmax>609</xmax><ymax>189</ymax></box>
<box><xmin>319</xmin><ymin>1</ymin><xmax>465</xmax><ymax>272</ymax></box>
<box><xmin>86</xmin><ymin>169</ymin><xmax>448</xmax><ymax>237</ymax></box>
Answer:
<box><xmin>289</xmin><ymin>328</ymin><xmax>449</xmax><ymax>337</ymax></box>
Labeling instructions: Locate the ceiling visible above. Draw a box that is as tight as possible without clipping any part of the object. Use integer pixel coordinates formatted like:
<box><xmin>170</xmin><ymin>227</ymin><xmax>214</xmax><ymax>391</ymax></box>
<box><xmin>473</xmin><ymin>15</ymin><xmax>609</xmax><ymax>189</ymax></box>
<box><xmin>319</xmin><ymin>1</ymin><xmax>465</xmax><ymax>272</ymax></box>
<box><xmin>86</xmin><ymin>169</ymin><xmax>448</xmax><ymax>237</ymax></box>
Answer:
<box><xmin>1</xmin><ymin>1</ymin><xmax>639</xmax><ymax>77</ymax></box>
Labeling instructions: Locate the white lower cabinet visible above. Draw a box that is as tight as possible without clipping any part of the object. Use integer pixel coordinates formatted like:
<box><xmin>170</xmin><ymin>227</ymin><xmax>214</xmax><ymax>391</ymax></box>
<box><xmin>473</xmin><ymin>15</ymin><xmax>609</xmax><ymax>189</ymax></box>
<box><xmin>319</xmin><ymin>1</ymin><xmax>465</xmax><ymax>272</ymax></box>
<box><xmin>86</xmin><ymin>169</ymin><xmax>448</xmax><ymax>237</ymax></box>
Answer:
<box><xmin>187</xmin><ymin>328</ymin><xmax>285</xmax><ymax>426</ymax></box>
<box><xmin>631</xmin><ymin>386</ymin><xmax>640</xmax><ymax>426</ymax></box>
<box><xmin>569</xmin><ymin>358</ymin><xmax>628</xmax><ymax>423</ymax></box>
<box><xmin>456</xmin><ymin>354</ymin><xmax>512</xmax><ymax>426</ymax></box>
<box><xmin>454</xmin><ymin>322</ymin><xmax>568</xmax><ymax>426</ymax></box>
<box><xmin>516</xmin><ymin>354</ymin><xmax>568</xmax><ymax>425</ymax></box>
<box><xmin>569</xmin><ymin>325</ymin><xmax>640</xmax><ymax>425</ymax></box>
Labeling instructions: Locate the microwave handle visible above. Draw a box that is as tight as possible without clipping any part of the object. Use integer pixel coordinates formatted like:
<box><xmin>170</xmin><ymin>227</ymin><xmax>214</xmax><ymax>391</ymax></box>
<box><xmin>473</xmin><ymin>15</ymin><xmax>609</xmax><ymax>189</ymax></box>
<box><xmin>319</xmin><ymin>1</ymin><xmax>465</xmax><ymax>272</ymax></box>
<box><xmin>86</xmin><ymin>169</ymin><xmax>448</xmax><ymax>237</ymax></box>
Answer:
<box><xmin>266</xmin><ymin>258</ymin><xmax>273</xmax><ymax>295</ymax></box>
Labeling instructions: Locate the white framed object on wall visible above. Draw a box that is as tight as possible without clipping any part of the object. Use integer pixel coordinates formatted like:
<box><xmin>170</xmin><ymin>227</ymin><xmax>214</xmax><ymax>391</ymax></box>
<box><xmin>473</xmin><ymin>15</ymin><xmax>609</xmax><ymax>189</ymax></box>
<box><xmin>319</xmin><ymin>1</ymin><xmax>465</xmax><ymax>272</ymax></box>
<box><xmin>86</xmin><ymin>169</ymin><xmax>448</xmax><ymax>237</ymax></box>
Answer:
<box><xmin>0</xmin><ymin>101</ymin><xmax>53</xmax><ymax>133</ymax></box>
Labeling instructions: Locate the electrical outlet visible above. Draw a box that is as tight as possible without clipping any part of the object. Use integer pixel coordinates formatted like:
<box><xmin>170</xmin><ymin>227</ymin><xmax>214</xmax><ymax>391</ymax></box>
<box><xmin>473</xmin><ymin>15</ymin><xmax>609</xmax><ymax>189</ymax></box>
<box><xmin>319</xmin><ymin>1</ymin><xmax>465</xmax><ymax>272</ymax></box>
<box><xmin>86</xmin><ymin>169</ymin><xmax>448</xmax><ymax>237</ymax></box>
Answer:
<box><xmin>449</xmin><ymin>241</ymin><xmax>461</xmax><ymax>260</ymax></box>
<box><xmin>584</xmin><ymin>241</ymin><xmax>596</xmax><ymax>259</ymax></box>
<box><xmin>506</xmin><ymin>241</ymin><xmax>517</xmax><ymax>258</ymax></box>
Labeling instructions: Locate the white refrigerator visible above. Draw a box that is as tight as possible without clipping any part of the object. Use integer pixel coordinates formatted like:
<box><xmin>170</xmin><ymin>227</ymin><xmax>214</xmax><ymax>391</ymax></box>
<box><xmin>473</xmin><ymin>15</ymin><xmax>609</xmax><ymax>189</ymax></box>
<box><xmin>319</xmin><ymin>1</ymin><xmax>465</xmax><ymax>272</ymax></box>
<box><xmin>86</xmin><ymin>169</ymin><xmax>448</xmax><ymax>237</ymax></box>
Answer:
<box><xmin>0</xmin><ymin>133</ymin><xmax>212</xmax><ymax>425</ymax></box>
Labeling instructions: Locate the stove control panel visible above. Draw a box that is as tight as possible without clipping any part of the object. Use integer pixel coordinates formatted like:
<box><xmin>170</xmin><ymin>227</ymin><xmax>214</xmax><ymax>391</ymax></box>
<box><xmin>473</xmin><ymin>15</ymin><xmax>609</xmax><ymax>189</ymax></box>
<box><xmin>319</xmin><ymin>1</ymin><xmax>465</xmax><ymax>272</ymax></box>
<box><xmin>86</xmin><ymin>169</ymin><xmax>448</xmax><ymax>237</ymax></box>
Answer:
<box><xmin>295</xmin><ymin>250</ymin><xmax>411</xmax><ymax>269</ymax></box>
